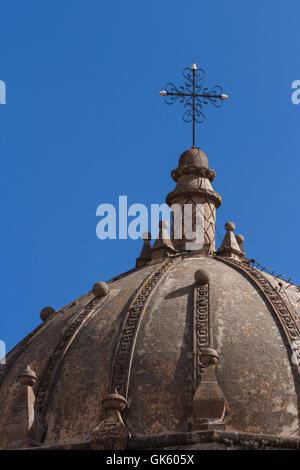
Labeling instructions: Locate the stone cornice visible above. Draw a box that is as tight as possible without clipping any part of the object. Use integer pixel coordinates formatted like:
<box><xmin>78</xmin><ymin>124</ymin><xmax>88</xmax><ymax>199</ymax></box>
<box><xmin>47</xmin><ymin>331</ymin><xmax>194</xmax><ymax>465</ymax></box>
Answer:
<box><xmin>18</xmin><ymin>429</ymin><xmax>300</xmax><ymax>450</ymax></box>
<box><xmin>171</xmin><ymin>165</ymin><xmax>216</xmax><ymax>183</ymax></box>
<box><xmin>166</xmin><ymin>188</ymin><xmax>222</xmax><ymax>208</ymax></box>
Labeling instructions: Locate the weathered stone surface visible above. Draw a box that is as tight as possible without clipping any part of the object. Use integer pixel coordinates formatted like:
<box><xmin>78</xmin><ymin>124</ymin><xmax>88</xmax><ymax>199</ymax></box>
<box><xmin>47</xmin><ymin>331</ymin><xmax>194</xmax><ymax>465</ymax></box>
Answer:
<box><xmin>34</xmin><ymin>264</ymin><xmax>156</xmax><ymax>446</ymax></box>
<box><xmin>1</xmin><ymin>255</ymin><xmax>299</xmax><ymax>449</ymax></box>
<box><xmin>4</xmin><ymin>366</ymin><xmax>45</xmax><ymax>449</ymax></box>
<box><xmin>193</xmin><ymin>366</ymin><xmax>226</xmax><ymax>431</ymax></box>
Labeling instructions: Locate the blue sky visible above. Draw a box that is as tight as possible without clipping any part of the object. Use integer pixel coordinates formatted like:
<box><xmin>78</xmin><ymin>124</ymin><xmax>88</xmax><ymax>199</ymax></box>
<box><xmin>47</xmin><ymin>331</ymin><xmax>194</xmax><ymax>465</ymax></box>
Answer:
<box><xmin>0</xmin><ymin>0</ymin><xmax>299</xmax><ymax>351</ymax></box>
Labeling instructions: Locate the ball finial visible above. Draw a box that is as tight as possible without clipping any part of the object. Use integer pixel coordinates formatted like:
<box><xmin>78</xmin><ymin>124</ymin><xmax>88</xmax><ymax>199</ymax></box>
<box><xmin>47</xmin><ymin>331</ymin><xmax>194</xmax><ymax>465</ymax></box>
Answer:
<box><xmin>40</xmin><ymin>306</ymin><xmax>55</xmax><ymax>322</ymax></box>
<box><xmin>225</xmin><ymin>221</ymin><xmax>235</xmax><ymax>232</ymax></box>
<box><xmin>235</xmin><ymin>234</ymin><xmax>244</xmax><ymax>244</ymax></box>
<box><xmin>93</xmin><ymin>281</ymin><xmax>109</xmax><ymax>298</ymax></box>
<box><xmin>194</xmin><ymin>269</ymin><xmax>210</xmax><ymax>285</ymax></box>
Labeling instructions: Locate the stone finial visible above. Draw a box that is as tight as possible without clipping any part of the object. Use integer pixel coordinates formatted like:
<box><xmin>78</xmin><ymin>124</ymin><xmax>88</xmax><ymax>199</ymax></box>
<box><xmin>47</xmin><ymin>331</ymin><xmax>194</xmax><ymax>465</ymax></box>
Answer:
<box><xmin>235</xmin><ymin>234</ymin><xmax>247</xmax><ymax>259</ymax></box>
<box><xmin>193</xmin><ymin>365</ymin><xmax>226</xmax><ymax>431</ymax></box>
<box><xmin>193</xmin><ymin>345</ymin><xmax>226</xmax><ymax>431</ymax></box>
<box><xmin>18</xmin><ymin>365</ymin><xmax>37</xmax><ymax>387</ymax></box>
<box><xmin>151</xmin><ymin>220</ymin><xmax>177</xmax><ymax>261</ymax></box>
<box><xmin>5</xmin><ymin>365</ymin><xmax>45</xmax><ymax>449</ymax></box>
<box><xmin>194</xmin><ymin>269</ymin><xmax>210</xmax><ymax>285</ymax></box>
<box><xmin>93</xmin><ymin>281</ymin><xmax>109</xmax><ymax>298</ymax></box>
<box><xmin>136</xmin><ymin>232</ymin><xmax>152</xmax><ymax>268</ymax></box>
<box><xmin>40</xmin><ymin>306</ymin><xmax>55</xmax><ymax>323</ymax></box>
<box><xmin>217</xmin><ymin>221</ymin><xmax>242</xmax><ymax>260</ymax></box>
<box><xmin>225</xmin><ymin>221</ymin><xmax>235</xmax><ymax>231</ymax></box>
<box><xmin>235</xmin><ymin>233</ymin><xmax>244</xmax><ymax>244</ymax></box>
<box><xmin>90</xmin><ymin>390</ymin><xmax>130</xmax><ymax>450</ymax></box>
<box><xmin>166</xmin><ymin>147</ymin><xmax>222</xmax><ymax>254</ymax></box>
<box><xmin>199</xmin><ymin>347</ymin><xmax>219</xmax><ymax>367</ymax></box>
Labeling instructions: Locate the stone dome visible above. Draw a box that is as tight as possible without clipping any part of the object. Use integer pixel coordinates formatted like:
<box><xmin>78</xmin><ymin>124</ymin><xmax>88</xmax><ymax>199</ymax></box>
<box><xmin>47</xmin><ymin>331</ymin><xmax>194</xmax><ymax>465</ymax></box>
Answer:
<box><xmin>1</xmin><ymin>147</ymin><xmax>300</xmax><ymax>451</ymax></box>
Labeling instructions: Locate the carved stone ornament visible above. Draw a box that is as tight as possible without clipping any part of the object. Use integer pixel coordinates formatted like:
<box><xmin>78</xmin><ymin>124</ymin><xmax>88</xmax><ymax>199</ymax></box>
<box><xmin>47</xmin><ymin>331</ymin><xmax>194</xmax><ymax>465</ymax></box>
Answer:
<box><xmin>193</xmin><ymin>270</ymin><xmax>226</xmax><ymax>430</ymax></box>
<box><xmin>90</xmin><ymin>392</ymin><xmax>130</xmax><ymax>450</ymax></box>
<box><xmin>217</xmin><ymin>222</ymin><xmax>243</xmax><ymax>260</ymax></box>
<box><xmin>5</xmin><ymin>365</ymin><xmax>46</xmax><ymax>449</ymax></box>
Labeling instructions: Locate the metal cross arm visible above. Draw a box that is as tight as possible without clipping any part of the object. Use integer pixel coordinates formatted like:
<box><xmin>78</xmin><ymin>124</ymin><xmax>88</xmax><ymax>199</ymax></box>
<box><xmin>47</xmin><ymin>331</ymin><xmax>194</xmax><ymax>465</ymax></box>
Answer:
<box><xmin>159</xmin><ymin>62</ymin><xmax>228</xmax><ymax>148</ymax></box>
<box><xmin>160</xmin><ymin>90</ymin><xmax>228</xmax><ymax>99</ymax></box>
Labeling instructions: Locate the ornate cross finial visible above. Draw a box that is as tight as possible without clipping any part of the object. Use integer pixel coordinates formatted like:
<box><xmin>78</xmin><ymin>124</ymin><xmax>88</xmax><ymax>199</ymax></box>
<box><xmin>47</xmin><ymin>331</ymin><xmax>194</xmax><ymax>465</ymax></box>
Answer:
<box><xmin>160</xmin><ymin>62</ymin><xmax>228</xmax><ymax>148</ymax></box>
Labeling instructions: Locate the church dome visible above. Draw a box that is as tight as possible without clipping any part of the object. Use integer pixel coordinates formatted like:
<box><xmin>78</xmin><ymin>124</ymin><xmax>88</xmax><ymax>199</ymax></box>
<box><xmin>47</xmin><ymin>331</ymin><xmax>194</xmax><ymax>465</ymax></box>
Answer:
<box><xmin>1</xmin><ymin>145</ymin><xmax>300</xmax><ymax>451</ymax></box>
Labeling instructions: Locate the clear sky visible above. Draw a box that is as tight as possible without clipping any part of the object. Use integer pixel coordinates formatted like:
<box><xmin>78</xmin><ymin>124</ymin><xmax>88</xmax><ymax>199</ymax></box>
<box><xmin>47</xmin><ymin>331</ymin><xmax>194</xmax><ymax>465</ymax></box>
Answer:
<box><xmin>1</xmin><ymin>0</ymin><xmax>299</xmax><ymax>352</ymax></box>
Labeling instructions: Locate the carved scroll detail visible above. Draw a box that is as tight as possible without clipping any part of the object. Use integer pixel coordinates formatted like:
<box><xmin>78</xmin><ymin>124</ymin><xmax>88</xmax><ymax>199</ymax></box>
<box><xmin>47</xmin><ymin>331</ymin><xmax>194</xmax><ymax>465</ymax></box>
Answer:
<box><xmin>194</xmin><ymin>283</ymin><xmax>210</xmax><ymax>386</ymax></box>
<box><xmin>111</xmin><ymin>258</ymin><xmax>175</xmax><ymax>398</ymax></box>
<box><xmin>216</xmin><ymin>256</ymin><xmax>300</xmax><ymax>377</ymax></box>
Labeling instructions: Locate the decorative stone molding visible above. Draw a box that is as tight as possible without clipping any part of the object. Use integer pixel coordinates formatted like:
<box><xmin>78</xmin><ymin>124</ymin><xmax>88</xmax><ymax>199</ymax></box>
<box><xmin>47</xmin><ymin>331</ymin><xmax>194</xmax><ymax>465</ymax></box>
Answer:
<box><xmin>193</xmin><ymin>272</ymin><xmax>210</xmax><ymax>385</ymax></box>
<box><xmin>166</xmin><ymin>187</ymin><xmax>222</xmax><ymax>209</ymax></box>
<box><xmin>192</xmin><ymin>270</ymin><xmax>226</xmax><ymax>431</ymax></box>
<box><xmin>111</xmin><ymin>258</ymin><xmax>175</xmax><ymax>398</ymax></box>
<box><xmin>90</xmin><ymin>392</ymin><xmax>130</xmax><ymax>450</ymax></box>
<box><xmin>171</xmin><ymin>165</ymin><xmax>216</xmax><ymax>183</ymax></box>
<box><xmin>22</xmin><ymin>429</ymin><xmax>300</xmax><ymax>450</ymax></box>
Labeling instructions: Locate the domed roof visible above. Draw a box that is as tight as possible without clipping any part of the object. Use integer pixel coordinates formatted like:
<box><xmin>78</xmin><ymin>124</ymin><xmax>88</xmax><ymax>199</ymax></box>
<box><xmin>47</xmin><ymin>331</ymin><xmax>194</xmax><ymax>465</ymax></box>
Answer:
<box><xmin>1</xmin><ymin>255</ymin><xmax>300</xmax><ymax>449</ymax></box>
<box><xmin>1</xmin><ymin>147</ymin><xmax>300</xmax><ymax>451</ymax></box>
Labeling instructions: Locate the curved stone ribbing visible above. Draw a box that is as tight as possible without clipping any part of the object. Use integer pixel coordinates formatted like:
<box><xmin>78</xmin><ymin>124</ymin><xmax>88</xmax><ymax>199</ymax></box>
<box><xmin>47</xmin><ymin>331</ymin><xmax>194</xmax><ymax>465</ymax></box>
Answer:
<box><xmin>36</xmin><ymin>295</ymin><xmax>110</xmax><ymax>415</ymax></box>
<box><xmin>111</xmin><ymin>257</ymin><xmax>176</xmax><ymax>398</ymax></box>
<box><xmin>215</xmin><ymin>256</ymin><xmax>300</xmax><ymax>378</ymax></box>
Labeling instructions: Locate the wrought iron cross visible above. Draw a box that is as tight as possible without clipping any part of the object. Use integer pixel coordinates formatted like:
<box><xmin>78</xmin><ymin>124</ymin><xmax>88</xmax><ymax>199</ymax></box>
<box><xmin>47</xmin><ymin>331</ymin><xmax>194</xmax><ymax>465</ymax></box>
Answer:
<box><xmin>160</xmin><ymin>62</ymin><xmax>228</xmax><ymax>148</ymax></box>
